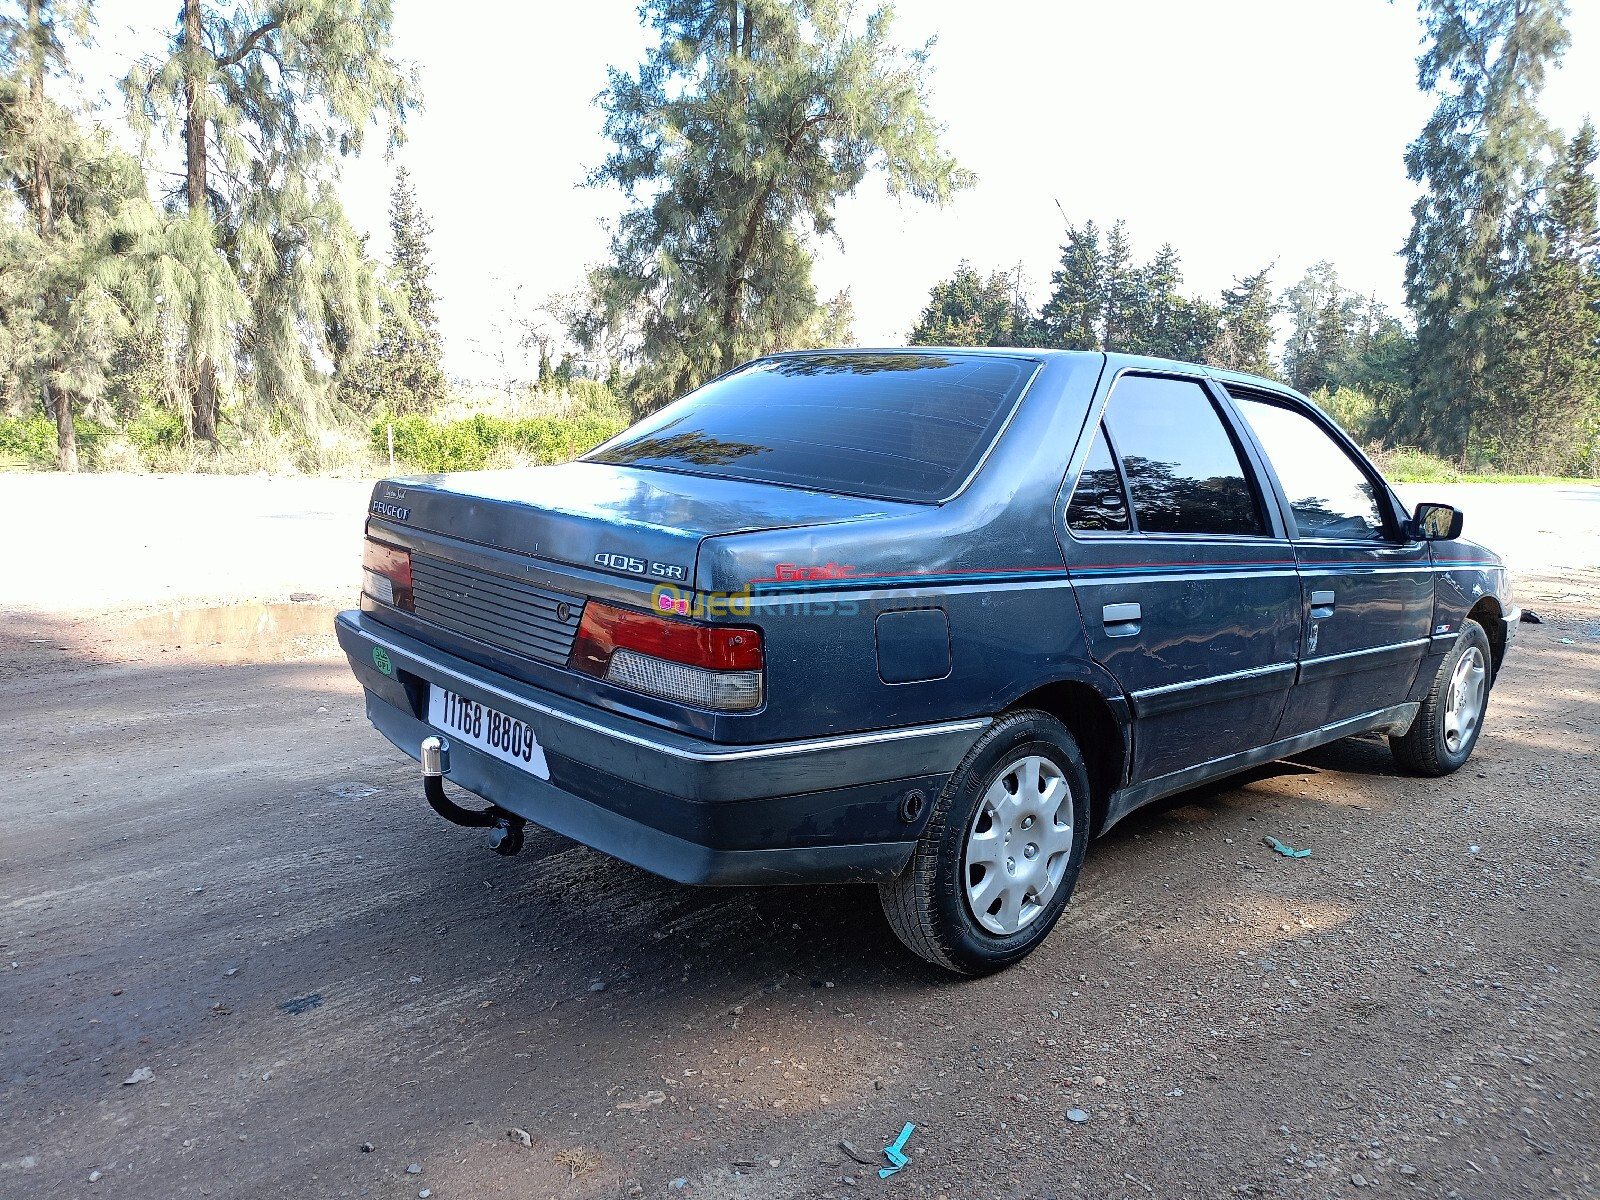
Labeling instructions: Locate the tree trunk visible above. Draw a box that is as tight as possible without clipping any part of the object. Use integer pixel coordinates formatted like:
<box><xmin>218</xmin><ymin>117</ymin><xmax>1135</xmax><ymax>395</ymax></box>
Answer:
<box><xmin>192</xmin><ymin>356</ymin><xmax>219</xmax><ymax>442</ymax></box>
<box><xmin>27</xmin><ymin>0</ymin><xmax>75</xmax><ymax>471</ymax></box>
<box><xmin>183</xmin><ymin>0</ymin><xmax>207</xmax><ymax>216</ymax></box>
<box><xmin>182</xmin><ymin>0</ymin><xmax>219</xmax><ymax>443</ymax></box>
<box><xmin>54</xmin><ymin>385</ymin><xmax>78</xmax><ymax>472</ymax></box>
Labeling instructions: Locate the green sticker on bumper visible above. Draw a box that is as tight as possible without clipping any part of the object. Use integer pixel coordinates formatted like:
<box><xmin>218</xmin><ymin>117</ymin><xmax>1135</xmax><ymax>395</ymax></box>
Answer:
<box><xmin>372</xmin><ymin>645</ymin><xmax>393</xmax><ymax>676</ymax></box>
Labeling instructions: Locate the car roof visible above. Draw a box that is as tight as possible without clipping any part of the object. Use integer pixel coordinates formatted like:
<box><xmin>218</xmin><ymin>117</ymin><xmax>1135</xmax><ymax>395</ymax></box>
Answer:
<box><xmin>761</xmin><ymin>347</ymin><xmax>1299</xmax><ymax>399</ymax></box>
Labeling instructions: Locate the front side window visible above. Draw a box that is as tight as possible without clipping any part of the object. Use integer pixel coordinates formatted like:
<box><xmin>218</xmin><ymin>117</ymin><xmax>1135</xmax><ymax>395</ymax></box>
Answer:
<box><xmin>1065</xmin><ymin>427</ymin><xmax>1130</xmax><ymax>532</ymax></box>
<box><xmin>1232</xmin><ymin>396</ymin><xmax>1386</xmax><ymax>540</ymax></box>
<box><xmin>1101</xmin><ymin>375</ymin><xmax>1263</xmax><ymax>536</ymax></box>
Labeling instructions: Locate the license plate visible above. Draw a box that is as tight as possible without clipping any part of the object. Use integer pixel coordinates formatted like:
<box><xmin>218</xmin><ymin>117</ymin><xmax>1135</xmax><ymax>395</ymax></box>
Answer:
<box><xmin>427</xmin><ymin>687</ymin><xmax>549</xmax><ymax>779</ymax></box>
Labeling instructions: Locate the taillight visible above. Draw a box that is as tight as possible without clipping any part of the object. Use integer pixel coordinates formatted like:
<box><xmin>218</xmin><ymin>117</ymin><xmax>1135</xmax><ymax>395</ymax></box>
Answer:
<box><xmin>570</xmin><ymin>602</ymin><xmax>763</xmax><ymax>712</ymax></box>
<box><xmin>362</xmin><ymin>537</ymin><xmax>414</xmax><ymax>611</ymax></box>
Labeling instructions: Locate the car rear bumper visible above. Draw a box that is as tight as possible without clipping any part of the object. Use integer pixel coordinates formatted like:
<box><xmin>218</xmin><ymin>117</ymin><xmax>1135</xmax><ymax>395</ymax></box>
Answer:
<box><xmin>336</xmin><ymin>610</ymin><xmax>986</xmax><ymax>885</ymax></box>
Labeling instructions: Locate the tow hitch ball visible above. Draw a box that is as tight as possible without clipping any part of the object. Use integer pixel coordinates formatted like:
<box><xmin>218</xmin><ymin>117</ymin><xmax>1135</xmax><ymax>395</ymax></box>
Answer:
<box><xmin>420</xmin><ymin>736</ymin><xmax>525</xmax><ymax>857</ymax></box>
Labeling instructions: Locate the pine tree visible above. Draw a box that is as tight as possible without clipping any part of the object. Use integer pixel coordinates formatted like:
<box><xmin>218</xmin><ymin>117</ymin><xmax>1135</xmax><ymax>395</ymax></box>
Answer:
<box><xmin>124</xmin><ymin>0</ymin><xmax>417</xmax><ymax>441</ymax></box>
<box><xmin>0</xmin><ymin>0</ymin><xmax>157</xmax><ymax>470</ymax></box>
<box><xmin>1</xmin><ymin>0</ymin><xmax>74</xmax><ymax>467</ymax></box>
<box><xmin>1402</xmin><ymin>0</ymin><xmax>1570</xmax><ymax>465</ymax></box>
<box><xmin>1208</xmin><ymin>267</ymin><xmax>1277</xmax><ymax>376</ymax></box>
<box><xmin>582</xmin><ymin>1</ymin><xmax>971</xmax><ymax>407</ymax></box>
<box><xmin>1492</xmin><ymin>120</ymin><xmax>1600</xmax><ymax>472</ymax></box>
<box><xmin>802</xmin><ymin>289</ymin><xmax>857</xmax><ymax>349</ymax></box>
<box><xmin>1129</xmin><ymin>243</ymin><xmax>1218</xmax><ymax>360</ymax></box>
<box><xmin>1099</xmin><ymin>220</ymin><xmax>1136</xmax><ymax>353</ymax></box>
<box><xmin>1283</xmin><ymin>261</ymin><xmax>1345</xmax><ymax>390</ymax></box>
<box><xmin>338</xmin><ymin>166</ymin><xmax>446</xmax><ymax>416</ymax></box>
<box><xmin>907</xmin><ymin>261</ymin><xmax>1030</xmax><ymax>347</ymax></box>
<box><xmin>1038</xmin><ymin>220</ymin><xmax>1102</xmax><ymax>350</ymax></box>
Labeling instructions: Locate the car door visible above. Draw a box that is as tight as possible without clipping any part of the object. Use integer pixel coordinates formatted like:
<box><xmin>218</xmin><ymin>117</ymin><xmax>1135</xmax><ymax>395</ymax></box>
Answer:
<box><xmin>1062</xmin><ymin>370</ymin><xmax>1301</xmax><ymax>785</ymax></box>
<box><xmin>1225</xmin><ymin>390</ymin><xmax>1434</xmax><ymax>735</ymax></box>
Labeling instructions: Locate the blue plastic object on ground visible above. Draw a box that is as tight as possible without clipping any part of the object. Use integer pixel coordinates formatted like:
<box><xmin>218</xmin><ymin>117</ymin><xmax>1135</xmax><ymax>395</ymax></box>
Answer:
<box><xmin>1263</xmin><ymin>835</ymin><xmax>1311</xmax><ymax>858</ymax></box>
<box><xmin>879</xmin><ymin>1122</ymin><xmax>916</xmax><ymax>1178</ymax></box>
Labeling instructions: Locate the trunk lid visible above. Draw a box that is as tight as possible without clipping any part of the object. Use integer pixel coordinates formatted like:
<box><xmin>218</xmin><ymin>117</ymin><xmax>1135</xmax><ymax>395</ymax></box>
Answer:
<box><xmin>370</xmin><ymin>461</ymin><xmax>905</xmax><ymax>589</ymax></box>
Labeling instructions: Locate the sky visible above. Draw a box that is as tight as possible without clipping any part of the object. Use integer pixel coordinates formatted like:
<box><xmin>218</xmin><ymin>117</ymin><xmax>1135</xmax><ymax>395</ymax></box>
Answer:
<box><xmin>78</xmin><ymin>1</ymin><xmax>1600</xmax><ymax>384</ymax></box>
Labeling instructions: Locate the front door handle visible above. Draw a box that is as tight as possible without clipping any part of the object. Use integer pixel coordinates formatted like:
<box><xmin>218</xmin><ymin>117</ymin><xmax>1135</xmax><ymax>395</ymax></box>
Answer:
<box><xmin>1103</xmin><ymin>602</ymin><xmax>1142</xmax><ymax>637</ymax></box>
<box><xmin>1309</xmin><ymin>589</ymin><xmax>1336</xmax><ymax>620</ymax></box>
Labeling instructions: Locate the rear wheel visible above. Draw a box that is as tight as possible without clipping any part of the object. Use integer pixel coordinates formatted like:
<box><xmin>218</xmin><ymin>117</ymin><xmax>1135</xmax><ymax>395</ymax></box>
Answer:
<box><xmin>879</xmin><ymin>710</ymin><xmax>1090</xmax><ymax>975</ymax></box>
<box><xmin>1390</xmin><ymin>619</ymin><xmax>1492</xmax><ymax>776</ymax></box>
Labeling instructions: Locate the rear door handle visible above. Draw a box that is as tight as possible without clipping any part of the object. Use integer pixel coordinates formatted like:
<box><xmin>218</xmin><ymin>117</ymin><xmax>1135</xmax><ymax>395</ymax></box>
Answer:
<box><xmin>1102</xmin><ymin>602</ymin><xmax>1142</xmax><ymax>637</ymax></box>
<box><xmin>1309</xmin><ymin>589</ymin><xmax>1336</xmax><ymax>619</ymax></box>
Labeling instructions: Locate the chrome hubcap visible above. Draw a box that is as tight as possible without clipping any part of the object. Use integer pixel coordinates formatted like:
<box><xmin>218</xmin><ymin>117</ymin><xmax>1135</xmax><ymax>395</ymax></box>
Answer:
<box><xmin>1443</xmin><ymin>645</ymin><xmax>1487</xmax><ymax>753</ymax></box>
<box><xmin>964</xmin><ymin>754</ymin><xmax>1075</xmax><ymax>936</ymax></box>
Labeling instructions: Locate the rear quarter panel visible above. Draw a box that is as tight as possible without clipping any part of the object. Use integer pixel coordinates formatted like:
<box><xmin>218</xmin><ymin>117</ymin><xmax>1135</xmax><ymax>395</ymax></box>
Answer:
<box><xmin>688</xmin><ymin>354</ymin><xmax>1125</xmax><ymax>741</ymax></box>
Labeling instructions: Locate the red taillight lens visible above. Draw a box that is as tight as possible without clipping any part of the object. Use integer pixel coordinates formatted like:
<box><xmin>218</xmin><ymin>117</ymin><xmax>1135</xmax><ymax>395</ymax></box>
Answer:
<box><xmin>570</xmin><ymin>602</ymin><xmax>763</xmax><ymax>711</ymax></box>
<box><xmin>362</xmin><ymin>537</ymin><xmax>414</xmax><ymax>610</ymax></box>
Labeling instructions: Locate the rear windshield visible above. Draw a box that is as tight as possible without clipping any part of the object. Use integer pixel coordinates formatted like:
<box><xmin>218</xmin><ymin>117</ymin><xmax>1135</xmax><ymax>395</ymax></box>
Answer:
<box><xmin>585</xmin><ymin>352</ymin><xmax>1039</xmax><ymax>503</ymax></box>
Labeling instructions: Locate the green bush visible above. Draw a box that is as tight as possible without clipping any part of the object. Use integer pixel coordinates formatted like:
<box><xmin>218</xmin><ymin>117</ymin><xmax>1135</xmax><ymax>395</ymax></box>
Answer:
<box><xmin>374</xmin><ymin>411</ymin><xmax>628</xmax><ymax>474</ymax></box>
<box><xmin>1372</xmin><ymin>447</ymin><xmax>1464</xmax><ymax>484</ymax></box>
<box><xmin>125</xmin><ymin>405</ymin><xmax>188</xmax><ymax>454</ymax></box>
<box><xmin>0</xmin><ymin>412</ymin><xmax>114</xmax><ymax>468</ymax></box>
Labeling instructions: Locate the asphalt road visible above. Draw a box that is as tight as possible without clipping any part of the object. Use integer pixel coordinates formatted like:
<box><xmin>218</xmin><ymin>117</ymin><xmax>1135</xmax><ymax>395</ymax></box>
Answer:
<box><xmin>1</xmin><ymin>476</ymin><xmax>1597</xmax><ymax>1200</ymax></box>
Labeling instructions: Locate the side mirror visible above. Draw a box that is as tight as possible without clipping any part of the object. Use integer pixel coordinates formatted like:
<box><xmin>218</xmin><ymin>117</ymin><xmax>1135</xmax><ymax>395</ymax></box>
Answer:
<box><xmin>1412</xmin><ymin>502</ymin><xmax>1464</xmax><ymax>541</ymax></box>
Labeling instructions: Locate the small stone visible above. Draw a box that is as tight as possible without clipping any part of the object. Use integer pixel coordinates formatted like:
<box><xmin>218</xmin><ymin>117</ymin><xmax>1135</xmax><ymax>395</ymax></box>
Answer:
<box><xmin>509</xmin><ymin>1128</ymin><xmax>532</xmax><ymax>1147</ymax></box>
<box><xmin>360</xmin><ymin>1143</ymin><xmax>375</xmax><ymax>1153</ymax></box>
<box><xmin>1066</xmin><ymin>1108</ymin><xmax>1091</xmax><ymax>1124</ymax></box>
<box><xmin>1400</xmin><ymin>1164</ymin><xmax>1418</xmax><ymax>1176</ymax></box>
<box><xmin>406</xmin><ymin>1163</ymin><xmax>421</xmax><ymax>1174</ymax></box>
<box><xmin>1167</xmin><ymin>1087</ymin><xmax>1184</xmax><ymax>1097</ymax></box>
<box><xmin>669</xmin><ymin>1179</ymin><xmax>688</xmax><ymax>1190</ymax></box>
<box><xmin>1091</xmin><ymin>1075</ymin><xmax>1106</xmax><ymax>1087</ymax></box>
<box><xmin>1013</xmin><ymin>1092</ymin><xmax>1028</xmax><ymax>1103</ymax></box>
<box><xmin>111</xmin><ymin>988</ymin><xmax>123</xmax><ymax>997</ymax></box>
<box><xmin>769</xmin><ymin>1159</ymin><xmax>780</xmax><ymax>1167</ymax></box>
<box><xmin>419</xmin><ymin>1191</ymin><xmax>431</xmax><ymax>1199</ymax></box>
<box><xmin>261</xmin><ymin>1071</ymin><xmax>271</xmax><ymax>1081</ymax></box>
<box><xmin>588</xmin><ymin>980</ymin><xmax>608</xmax><ymax>992</ymax></box>
<box><xmin>123</xmin><ymin>1067</ymin><xmax>153</xmax><ymax>1086</ymax></box>
<box><xmin>840</xmin><ymin>1141</ymin><xmax>875</xmax><ymax>1165</ymax></box>
<box><xmin>89</xmin><ymin>1170</ymin><xmax>102</xmax><ymax>1182</ymax></box>
<box><xmin>223</xmin><ymin>967</ymin><xmax>238</xmax><ymax>977</ymax></box>
<box><xmin>1352</xmin><ymin>1173</ymin><xmax>1368</xmax><ymax>1187</ymax></box>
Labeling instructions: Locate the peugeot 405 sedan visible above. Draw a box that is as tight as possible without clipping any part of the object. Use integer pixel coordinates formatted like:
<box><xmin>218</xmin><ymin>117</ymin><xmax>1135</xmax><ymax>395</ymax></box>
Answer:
<box><xmin>338</xmin><ymin>349</ymin><xmax>1517</xmax><ymax>973</ymax></box>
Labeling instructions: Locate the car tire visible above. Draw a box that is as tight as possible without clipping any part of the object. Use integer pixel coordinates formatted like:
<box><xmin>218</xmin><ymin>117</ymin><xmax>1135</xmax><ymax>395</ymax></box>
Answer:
<box><xmin>878</xmin><ymin>709</ymin><xmax>1091</xmax><ymax>975</ymax></box>
<box><xmin>1389</xmin><ymin>619</ymin><xmax>1493</xmax><ymax>776</ymax></box>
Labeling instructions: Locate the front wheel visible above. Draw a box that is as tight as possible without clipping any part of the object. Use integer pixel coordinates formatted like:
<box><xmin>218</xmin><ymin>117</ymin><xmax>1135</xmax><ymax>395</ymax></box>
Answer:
<box><xmin>1390</xmin><ymin>619</ymin><xmax>1493</xmax><ymax>776</ymax></box>
<box><xmin>879</xmin><ymin>710</ymin><xmax>1091</xmax><ymax>975</ymax></box>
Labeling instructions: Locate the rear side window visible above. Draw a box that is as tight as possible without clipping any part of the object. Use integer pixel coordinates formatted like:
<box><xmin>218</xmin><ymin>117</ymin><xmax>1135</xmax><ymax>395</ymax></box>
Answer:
<box><xmin>585</xmin><ymin>352</ymin><xmax>1037</xmax><ymax>504</ymax></box>
<box><xmin>1232</xmin><ymin>396</ymin><xmax>1387</xmax><ymax>540</ymax></box>
<box><xmin>1066</xmin><ymin>427</ymin><xmax>1130</xmax><ymax>532</ymax></box>
<box><xmin>1102</xmin><ymin>375</ymin><xmax>1264</xmax><ymax>536</ymax></box>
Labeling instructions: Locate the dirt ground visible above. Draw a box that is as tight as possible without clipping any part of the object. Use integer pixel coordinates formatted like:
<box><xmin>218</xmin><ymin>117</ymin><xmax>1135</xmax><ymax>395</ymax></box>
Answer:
<box><xmin>1</xmin><ymin>478</ymin><xmax>1596</xmax><ymax>1200</ymax></box>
